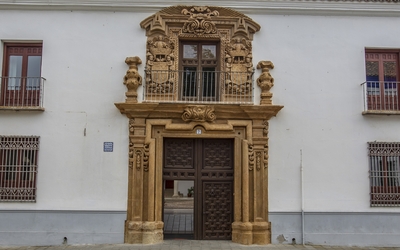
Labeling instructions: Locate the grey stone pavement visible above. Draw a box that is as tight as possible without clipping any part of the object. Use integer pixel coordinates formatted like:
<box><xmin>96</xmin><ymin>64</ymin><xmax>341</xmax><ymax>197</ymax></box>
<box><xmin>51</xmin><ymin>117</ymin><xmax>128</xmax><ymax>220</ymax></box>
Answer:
<box><xmin>0</xmin><ymin>241</ymin><xmax>399</xmax><ymax>250</ymax></box>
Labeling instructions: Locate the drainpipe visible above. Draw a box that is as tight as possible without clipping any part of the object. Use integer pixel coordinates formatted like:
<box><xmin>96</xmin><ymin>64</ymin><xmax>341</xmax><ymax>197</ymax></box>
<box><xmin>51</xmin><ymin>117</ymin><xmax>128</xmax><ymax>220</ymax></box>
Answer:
<box><xmin>300</xmin><ymin>149</ymin><xmax>305</xmax><ymax>246</ymax></box>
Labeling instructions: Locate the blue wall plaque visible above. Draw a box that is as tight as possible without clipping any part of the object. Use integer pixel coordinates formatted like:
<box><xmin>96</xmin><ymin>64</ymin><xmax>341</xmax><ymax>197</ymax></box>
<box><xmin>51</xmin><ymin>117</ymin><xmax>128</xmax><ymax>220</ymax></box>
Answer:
<box><xmin>103</xmin><ymin>142</ymin><xmax>113</xmax><ymax>152</ymax></box>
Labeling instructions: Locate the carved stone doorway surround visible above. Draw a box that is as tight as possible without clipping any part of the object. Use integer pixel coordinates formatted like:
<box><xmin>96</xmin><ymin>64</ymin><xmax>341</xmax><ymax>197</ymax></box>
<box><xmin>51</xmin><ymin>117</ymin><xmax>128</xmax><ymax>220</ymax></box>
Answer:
<box><xmin>115</xmin><ymin>103</ymin><xmax>282</xmax><ymax>245</ymax></box>
<box><xmin>115</xmin><ymin>5</ymin><xmax>283</xmax><ymax>245</ymax></box>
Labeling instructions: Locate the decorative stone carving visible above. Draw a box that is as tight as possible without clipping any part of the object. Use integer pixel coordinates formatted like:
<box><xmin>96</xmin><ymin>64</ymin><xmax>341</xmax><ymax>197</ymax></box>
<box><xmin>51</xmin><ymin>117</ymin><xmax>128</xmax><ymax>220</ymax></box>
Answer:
<box><xmin>225</xmin><ymin>38</ymin><xmax>253</xmax><ymax>95</ymax></box>
<box><xmin>143</xmin><ymin>144</ymin><xmax>150</xmax><ymax>172</ymax></box>
<box><xmin>182</xmin><ymin>105</ymin><xmax>216</xmax><ymax>122</ymax></box>
<box><xmin>119</xmin><ymin>6</ymin><xmax>284</xmax><ymax>246</ymax></box>
<box><xmin>262</xmin><ymin>120</ymin><xmax>269</xmax><ymax>136</ymax></box>
<box><xmin>182</xmin><ymin>6</ymin><xmax>219</xmax><ymax>35</ymax></box>
<box><xmin>248</xmin><ymin>144</ymin><xmax>254</xmax><ymax>171</ymax></box>
<box><xmin>256</xmin><ymin>151</ymin><xmax>262</xmax><ymax>171</ymax></box>
<box><xmin>139</xmin><ymin>6</ymin><xmax>263</xmax><ymax>104</ymax></box>
<box><xmin>257</xmin><ymin>61</ymin><xmax>275</xmax><ymax>105</ymax></box>
<box><xmin>146</xmin><ymin>36</ymin><xmax>175</xmax><ymax>94</ymax></box>
<box><xmin>264</xmin><ymin>144</ymin><xmax>269</xmax><ymax>167</ymax></box>
<box><xmin>135</xmin><ymin>149</ymin><xmax>142</xmax><ymax>171</ymax></box>
<box><xmin>124</xmin><ymin>57</ymin><xmax>143</xmax><ymax>103</ymax></box>
<box><xmin>129</xmin><ymin>119</ymin><xmax>135</xmax><ymax>134</ymax></box>
<box><xmin>133</xmin><ymin>144</ymin><xmax>150</xmax><ymax>172</ymax></box>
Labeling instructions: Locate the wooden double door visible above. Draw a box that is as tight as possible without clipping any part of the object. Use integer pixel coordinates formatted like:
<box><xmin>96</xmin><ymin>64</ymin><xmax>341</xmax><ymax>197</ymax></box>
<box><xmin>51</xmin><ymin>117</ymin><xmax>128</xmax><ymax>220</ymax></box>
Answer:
<box><xmin>163</xmin><ymin>138</ymin><xmax>234</xmax><ymax>240</ymax></box>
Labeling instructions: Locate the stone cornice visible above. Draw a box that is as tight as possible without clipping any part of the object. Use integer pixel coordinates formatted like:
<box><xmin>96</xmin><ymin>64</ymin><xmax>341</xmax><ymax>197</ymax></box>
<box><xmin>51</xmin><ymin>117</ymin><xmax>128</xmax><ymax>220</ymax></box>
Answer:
<box><xmin>114</xmin><ymin>103</ymin><xmax>284</xmax><ymax>120</ymax></box>
<box><xmin>0</xmin><ymin>0</ymin><xmax>400</xmax><ymax>16</ymax></box>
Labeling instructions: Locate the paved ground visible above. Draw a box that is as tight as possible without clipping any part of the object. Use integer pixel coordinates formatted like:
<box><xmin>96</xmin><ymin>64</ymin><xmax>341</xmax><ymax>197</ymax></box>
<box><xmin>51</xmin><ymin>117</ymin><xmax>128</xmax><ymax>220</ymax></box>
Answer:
<box><xmin>0</xmin><ymin>241</ymin><xmax>399</xmax><ymax>250</ymax></box>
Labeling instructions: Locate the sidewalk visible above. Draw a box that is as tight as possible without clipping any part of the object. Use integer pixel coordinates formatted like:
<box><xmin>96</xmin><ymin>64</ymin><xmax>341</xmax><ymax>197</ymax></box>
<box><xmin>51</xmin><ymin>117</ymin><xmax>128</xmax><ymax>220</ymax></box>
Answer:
<box><xmin>1</xmin><ymin>241</ymin><xmax>399</xmax><ymax>250</ymax></box>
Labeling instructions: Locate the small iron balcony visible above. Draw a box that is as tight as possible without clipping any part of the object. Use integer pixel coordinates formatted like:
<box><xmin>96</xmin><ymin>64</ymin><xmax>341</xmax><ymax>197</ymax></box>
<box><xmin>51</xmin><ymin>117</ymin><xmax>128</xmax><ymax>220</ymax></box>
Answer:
<box><xmin>361</xmin><ymin>81</ymin><xmax>400</xmax><ymax>114</ymax></box>
<box><xmin>1</xmin><ymin>77</ymin><xmax>45</xmax><ymax>110</ymax></box>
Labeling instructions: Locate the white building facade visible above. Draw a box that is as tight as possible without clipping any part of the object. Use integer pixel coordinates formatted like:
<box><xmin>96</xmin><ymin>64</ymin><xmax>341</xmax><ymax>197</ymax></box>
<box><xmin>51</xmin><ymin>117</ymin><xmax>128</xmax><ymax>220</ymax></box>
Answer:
<box><xmin>0</xmin><ymin>0</ymin><xmax>400</xmax><ymax>247</ymax></box>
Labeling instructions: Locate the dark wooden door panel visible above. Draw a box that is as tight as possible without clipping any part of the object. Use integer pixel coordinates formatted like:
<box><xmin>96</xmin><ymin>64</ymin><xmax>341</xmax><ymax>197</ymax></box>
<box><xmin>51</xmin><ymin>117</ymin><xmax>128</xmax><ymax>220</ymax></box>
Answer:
<box><xmin>202</xmin><ymin>181</ymin><xmax>233</xmax><ymax>240</ymax></box>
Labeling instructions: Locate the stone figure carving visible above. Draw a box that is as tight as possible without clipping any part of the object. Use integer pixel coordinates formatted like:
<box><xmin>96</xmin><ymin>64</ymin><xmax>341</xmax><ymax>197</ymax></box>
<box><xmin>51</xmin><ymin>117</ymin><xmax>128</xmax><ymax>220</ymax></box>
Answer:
<box><xmin>123</xmin><ymin>56</ymin><xmax>142</xmax><ymax>103</ymax></box>
<box><xmin>257</xmin><ymin>61</ymin><xmax>275</xmax><ymax>105</ymax></box>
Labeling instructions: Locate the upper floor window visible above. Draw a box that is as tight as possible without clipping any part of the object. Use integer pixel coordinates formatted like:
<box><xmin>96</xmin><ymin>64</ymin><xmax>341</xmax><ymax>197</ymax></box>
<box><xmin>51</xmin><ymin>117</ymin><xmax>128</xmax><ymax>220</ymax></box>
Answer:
<box><xmin>368</xmin><ymin>142</ymin><xmax>400</xmax><ymax>206</ymax></box>
<box><xmin>0</xmin><ymin>136</ymin><xmax>40</xmax><ymax>202</ymax></box>
<box><xmin>364</xmin><ymin>50</ymin><xmax>399</xmax><ymax>112</ymax></box>
<box><xmin>1</xmin><ymin>43</ymin><xmax>45</xmax><ymax>109</ymax></box>
<box><xmin>180</xmin><ymin>42</ymin><xmax>219</xmax><ymax>102</ymax></box>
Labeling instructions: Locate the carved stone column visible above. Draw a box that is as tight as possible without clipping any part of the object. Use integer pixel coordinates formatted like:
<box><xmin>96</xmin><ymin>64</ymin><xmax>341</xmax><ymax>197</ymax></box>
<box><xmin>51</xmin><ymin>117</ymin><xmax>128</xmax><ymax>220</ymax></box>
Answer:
<box><xmin>123</xmin><ymin>56</ymin><xmax>142</xmax><ymax>104</ymax></box>
<box><xmin>232</xmin><ymin>119</ymin><xmax>271</xmax><ymax>245</ymax></box>
<box><xmin>257</xmin><ymin>61</ymin><xmax>274</xmax><ymax>105</ymax></box>
<box><xmin>125</xmin><ymin>117</ymin><xmax>163</xmax><ymax>244</ymax></box>
<box><xmin>250</xmin><ymin>119</ymin><xmax>271</xmax><ymax>244</ymax></box>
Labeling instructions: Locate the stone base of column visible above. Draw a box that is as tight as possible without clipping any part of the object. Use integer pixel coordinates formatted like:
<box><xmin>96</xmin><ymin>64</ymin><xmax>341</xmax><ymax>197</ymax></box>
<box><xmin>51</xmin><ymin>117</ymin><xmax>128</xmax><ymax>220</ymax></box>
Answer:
<box><xmin>125</xmin><ymin>91</ymin><xmax>138</xmax><ymax>104</ymax></box>
<box><xmin>125</xmin><ymin>220</ymin><xmax>164</xmax><ymax>244</ymax></box>
<box><xmin>232</xmin><ymin>221</ymin><xmax>271</xmax><ymax>245</ymax></box>
<box><xmin>260</xmin><ymin>92</ymin><xmax>273</xmax><ymax>105</ymax></box>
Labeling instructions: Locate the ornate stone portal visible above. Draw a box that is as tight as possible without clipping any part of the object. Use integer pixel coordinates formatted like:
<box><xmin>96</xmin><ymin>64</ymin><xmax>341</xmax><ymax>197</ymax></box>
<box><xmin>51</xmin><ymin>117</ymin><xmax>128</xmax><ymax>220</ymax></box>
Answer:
<box><xmin>115</xmin><ymin>5</ymin><xmax>283</xmax><ymax>245</ymax></box>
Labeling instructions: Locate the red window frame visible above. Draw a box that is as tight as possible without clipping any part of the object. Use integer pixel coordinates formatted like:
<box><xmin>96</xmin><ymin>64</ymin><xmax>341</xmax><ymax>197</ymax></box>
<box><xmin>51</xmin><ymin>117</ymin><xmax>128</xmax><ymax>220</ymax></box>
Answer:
<box><xmin>365</xmin><ymin>49</ymin><xmax>400</xmax><ymax>111</ymax></box>
<box><xmin>1</xmin><ymin>43</ymin><xmax>43</xmax><ymax>107</ymax></box>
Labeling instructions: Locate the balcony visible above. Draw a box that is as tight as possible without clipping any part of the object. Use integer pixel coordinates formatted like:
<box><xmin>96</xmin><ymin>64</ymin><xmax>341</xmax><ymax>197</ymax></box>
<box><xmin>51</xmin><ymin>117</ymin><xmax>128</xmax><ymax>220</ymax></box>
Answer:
<box><xmin>143</xmin><ymin>69</ymin><xmax>254</xmax><ymax>104</ymax></box>
<box><xmin>0</xmin><ymin>77</ymin><xmax>45</xmax><ymax>111</ymax></box>
<box><xmin>361</xmin><ymin>81</ymin><xmax>400</xmax><ymax>115</ymax></box>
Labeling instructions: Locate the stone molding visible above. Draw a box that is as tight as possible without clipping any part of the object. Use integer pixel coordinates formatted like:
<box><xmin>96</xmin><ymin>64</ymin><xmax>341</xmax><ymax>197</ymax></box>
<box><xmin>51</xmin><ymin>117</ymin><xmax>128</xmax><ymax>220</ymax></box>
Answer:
<box><xmin>1</xmin><ymin>1</ymin><xmax>400</xmax><ymax>17</ymax></box>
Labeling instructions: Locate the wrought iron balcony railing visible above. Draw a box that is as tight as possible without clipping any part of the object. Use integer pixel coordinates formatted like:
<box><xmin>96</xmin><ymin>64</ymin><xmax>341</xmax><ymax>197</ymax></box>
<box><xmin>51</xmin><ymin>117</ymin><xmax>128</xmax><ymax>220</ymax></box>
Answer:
<box><xmin>143</xmin><ymin>69</ymin><xmax>254</xmax><ymax>104</ymax></box>
<box><xmin>361</xmin><ymin>81</ymin><xmax>400</xmax><ymax>113</ymax></box>
<box><xmin>0</xmin><ymin>77</ymin><xmax>45</xmax><ymax>110</ymax></box>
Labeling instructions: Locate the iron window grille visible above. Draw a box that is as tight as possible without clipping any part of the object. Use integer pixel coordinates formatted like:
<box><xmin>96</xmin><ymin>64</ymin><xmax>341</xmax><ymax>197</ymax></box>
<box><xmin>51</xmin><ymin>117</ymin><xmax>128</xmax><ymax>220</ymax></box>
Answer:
<box><xmin>0</xmin><ymin>136</ymin><xmax>40</xmax><ymax>202</ymax></box>
<box><xmin>368</xmin><ymin>142</ymin><xmax>400</xmax><ymax>206</ymax></box>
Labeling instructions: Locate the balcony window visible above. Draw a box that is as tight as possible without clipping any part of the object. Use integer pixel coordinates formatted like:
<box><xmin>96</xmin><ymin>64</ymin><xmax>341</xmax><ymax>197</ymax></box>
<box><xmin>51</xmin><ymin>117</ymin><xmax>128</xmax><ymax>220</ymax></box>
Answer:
<box><xmin>363</xmin><ymin>51</ymin><xmax>400</xmax><ymax>113</ymax></box>
<box><xmin>143</xmin><ymin>36</ymin><xmax>254</xmax><ymax>104</ymax></box>
<box><xmin>1</xmin><ymin>43</ymin><xmax>45</xmax><ymax>110</ymax></box>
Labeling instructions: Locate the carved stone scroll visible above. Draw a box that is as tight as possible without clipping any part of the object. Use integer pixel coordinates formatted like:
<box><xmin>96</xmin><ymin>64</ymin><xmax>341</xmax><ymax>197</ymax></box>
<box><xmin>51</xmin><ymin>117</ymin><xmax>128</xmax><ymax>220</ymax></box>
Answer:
<box><xmin>123</xmin><ymin>56</ymin><xmax>143</xmax><ymax>103</ymax></box>
<box><xmin>182</xmin><ymin>6</ymin><xmax>219</xmax><ymax>35</ymax></box>
<box><xmin>257</xmin><ymin>61</ymin><xmax>275</xmax><ymax>105</ymax></box>
<box><xmin>182</xmin><ymin>105</ymin><xmax>216</xmax><ymax>122</ymax></box>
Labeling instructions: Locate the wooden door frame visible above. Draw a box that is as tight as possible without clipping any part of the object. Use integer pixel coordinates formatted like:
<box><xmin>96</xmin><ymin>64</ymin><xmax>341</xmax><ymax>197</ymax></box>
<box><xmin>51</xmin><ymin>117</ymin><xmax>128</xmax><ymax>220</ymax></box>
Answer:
<box><xmin>162</xmin><ymin>138</ymin><xmax>234</xmax><ymax>240</ymax></box>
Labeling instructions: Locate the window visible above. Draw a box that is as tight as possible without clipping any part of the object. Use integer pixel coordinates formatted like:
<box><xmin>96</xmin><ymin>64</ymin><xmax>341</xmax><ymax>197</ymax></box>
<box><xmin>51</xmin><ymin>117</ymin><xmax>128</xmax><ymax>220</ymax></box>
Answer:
<box><xmin>365</xmin><ymin>50</ymin><xmax>400</xmax><ymax>111</ymax></box>
<box><xmin>180</xmin><ymin>42</ymin><xmax>219</xmax><ymax>102</ymax></box>
<box><xmin>1</xmin><ymin>43</ymin><xmax>43</xmax><ymax>107</ymax></box>
<box><xmin>368</xmin><ymin>142</ymin><xmax>400</xmax><ymax>206</ymax></box>
<box><xmin>0</xmin><ymin>136</ymin><xmax>39</xmax><ymax>201</ymax></box>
